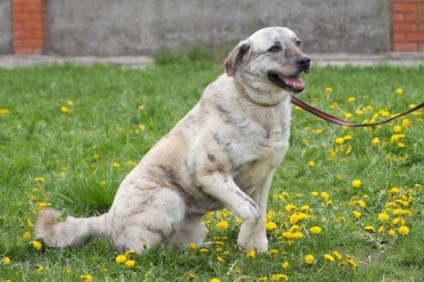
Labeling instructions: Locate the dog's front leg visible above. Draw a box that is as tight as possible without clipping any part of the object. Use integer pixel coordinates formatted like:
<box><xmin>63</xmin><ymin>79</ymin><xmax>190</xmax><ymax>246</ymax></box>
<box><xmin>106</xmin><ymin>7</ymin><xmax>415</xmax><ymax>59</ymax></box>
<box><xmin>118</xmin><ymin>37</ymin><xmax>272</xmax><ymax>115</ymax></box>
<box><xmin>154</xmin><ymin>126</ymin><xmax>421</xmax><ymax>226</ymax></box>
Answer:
<box><xmin>250</xmin><ymin>171</ymin><xmax>274</xmax><ymax>252</ymax></box>
<box><xmin>197</xmin><ymin>172</ymin><xmax>260</xmax><ymax>252</ymax></box>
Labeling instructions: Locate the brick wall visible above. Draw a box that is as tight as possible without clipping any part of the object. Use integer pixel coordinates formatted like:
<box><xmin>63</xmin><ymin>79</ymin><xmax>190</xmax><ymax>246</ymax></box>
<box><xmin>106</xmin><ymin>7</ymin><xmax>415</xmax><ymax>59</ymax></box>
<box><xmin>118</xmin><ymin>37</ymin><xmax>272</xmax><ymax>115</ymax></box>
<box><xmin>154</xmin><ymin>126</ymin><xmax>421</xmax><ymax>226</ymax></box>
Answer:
<box><xmin>12</xmin><ymin>0</ymin><xmax>46</xmax><ymax>55</ymax></box>
<box><xmin>392</xmin><ymin>0</ymin><xmax>424</xmax><ymax>51</ymax></box>
<box><xmin>7</xmin><ymin>0</ymin><xmax>424</xmax><ymax>55</ymax></box>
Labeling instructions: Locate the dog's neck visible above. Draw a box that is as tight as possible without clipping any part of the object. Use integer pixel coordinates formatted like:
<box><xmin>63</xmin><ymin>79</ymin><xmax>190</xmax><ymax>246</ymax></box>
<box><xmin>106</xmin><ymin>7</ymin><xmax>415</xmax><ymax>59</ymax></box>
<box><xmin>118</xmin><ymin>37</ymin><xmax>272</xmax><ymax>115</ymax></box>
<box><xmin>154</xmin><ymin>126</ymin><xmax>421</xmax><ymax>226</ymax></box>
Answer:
<box><xmin>234</xmin><ymin>80</ymin><xmax>288</xmax><ymax>107</ymax></box>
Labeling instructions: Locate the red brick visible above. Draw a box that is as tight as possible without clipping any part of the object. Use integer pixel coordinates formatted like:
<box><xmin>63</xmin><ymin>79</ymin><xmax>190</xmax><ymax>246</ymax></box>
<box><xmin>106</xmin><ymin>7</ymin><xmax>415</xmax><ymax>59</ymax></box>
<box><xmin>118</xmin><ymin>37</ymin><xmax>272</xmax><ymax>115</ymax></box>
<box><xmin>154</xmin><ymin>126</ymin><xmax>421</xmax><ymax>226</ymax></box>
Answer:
<box><xmin>393</xmin><ymin>12</ymin><xmax>406</xmax><ymax>22</ymax></box>
<box><xmin>14</xmin><ymin>28</ymin><xmax>33</xmax><ymax>39</ymax></box>
<box><xmin>393</xmin><ymin>32</ymin><xmax>406</xmax><ymax>42</ymax></box>
<box><xmin>393</xmin><ymin>3</ymin><xmax>418</xmax><ymax>12</ymax></box>
<box><xmin>23</xmin><ymin>20</ymin><xmax>44</xmax><ymax>29</ymax></box>
<box><xmin>13</xmin><ymin>12</ymin><xmax>32</xmax><ymax>20</ymax></box>
<box><xmin>394</xmin><ymin>42</ymin><xmax>418</xmax><ymax>51</ymax></box>
<box><xmin>393</xmin><ymin>0</ymin><xmax>422</xmax><ymax>2</ymax></box>
<box><xmin>22</xmin><ymin>3</ymin><xmax>45</xmax><ymax>12</ymax></box>
<box><xmin>393</xmin><ymin>22</ymin><xmax>418</xmax><ymax>31</ymax></box>
<box><xmin>24</xmin><ymin>38</ymin><xmax>45</xmax><ymax>47</ymax></box>
<box><xmin>14</xmin><ymin>47</ymin><xmax>34</xmax><ymax>55</ymax></box>
<box><xmin>406</xmin><ymin>31</ymin><xmax>424</xmax><ymax>41</ymax></box>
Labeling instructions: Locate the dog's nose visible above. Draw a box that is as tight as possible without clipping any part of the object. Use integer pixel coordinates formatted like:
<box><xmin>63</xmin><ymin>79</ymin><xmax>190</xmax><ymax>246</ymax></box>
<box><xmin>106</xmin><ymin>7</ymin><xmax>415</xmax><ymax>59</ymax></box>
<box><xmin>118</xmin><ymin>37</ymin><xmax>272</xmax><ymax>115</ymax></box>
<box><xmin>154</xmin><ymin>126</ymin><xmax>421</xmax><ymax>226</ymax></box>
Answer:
<box><xmin>296</xmin><ymin>56</ymin><xmax>311</xmax><ymax>73</ymax></box>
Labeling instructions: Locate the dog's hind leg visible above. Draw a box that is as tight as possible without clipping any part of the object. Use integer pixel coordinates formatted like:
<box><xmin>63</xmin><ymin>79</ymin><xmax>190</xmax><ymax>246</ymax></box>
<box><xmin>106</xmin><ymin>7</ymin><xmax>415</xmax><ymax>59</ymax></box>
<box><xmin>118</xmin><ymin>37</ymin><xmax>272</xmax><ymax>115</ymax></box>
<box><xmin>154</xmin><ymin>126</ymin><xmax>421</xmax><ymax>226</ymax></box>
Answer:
<box><xmin>109</xmin><ymin>188</ymin><xmax>186</xmax><ymax>254</ymax></box>
<box><xmin>170</xmin><ymin>214</ymin><xmax>208</xmax><ymax>247</ymax></box>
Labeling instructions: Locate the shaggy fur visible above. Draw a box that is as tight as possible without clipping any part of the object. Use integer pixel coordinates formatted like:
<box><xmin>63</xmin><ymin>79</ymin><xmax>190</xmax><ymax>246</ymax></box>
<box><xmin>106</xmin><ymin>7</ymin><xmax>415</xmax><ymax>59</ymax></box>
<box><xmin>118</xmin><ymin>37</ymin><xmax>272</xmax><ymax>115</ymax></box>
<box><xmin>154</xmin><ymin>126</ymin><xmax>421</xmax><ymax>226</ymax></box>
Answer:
<box><xmin>36</xmin><ymin>27</ymin><xmax>310</xmax><ymax>253</ymax></box>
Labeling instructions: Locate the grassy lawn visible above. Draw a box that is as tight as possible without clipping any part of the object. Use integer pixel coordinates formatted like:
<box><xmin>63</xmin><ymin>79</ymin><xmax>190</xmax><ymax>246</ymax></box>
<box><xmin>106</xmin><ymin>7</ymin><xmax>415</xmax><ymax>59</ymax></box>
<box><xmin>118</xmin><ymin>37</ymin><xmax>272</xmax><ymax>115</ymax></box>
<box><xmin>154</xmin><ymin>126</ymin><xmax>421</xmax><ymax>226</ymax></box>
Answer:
<box><xmin>0</xmin><ymin>53</ymin><xmax>423</xmax><ymax>281</ymax></box>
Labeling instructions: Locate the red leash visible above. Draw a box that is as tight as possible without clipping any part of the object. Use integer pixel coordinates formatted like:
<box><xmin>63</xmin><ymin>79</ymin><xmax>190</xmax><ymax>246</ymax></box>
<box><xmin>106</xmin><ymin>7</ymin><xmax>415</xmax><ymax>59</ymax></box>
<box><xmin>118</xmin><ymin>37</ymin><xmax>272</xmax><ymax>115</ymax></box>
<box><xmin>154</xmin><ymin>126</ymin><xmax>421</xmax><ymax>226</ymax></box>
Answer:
<box><xmin>291</xmin><ymin>96</ymin><xmax>424</xmax><ymax>127</ymax></box>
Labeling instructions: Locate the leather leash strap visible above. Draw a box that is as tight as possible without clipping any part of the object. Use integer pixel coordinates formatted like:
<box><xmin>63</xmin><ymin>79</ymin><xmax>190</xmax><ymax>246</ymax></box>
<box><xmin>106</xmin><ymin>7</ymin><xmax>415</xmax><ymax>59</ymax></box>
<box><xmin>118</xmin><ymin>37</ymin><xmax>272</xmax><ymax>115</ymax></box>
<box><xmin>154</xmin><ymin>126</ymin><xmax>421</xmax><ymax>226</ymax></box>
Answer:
<box><xmin>291</xmin><ymin>96</ymin><xmax>424</xmax><ymax>127</ymax></box>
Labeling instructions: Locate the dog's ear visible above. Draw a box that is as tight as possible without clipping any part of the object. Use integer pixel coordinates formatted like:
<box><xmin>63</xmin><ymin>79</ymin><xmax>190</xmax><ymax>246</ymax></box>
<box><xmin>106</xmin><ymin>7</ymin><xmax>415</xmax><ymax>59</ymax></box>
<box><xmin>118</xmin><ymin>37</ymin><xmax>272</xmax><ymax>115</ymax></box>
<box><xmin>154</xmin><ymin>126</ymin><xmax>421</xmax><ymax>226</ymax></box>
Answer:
<box><xmin>224</xmin><ymin>41</ymin><xmax>251</xmax><ymax>77</ymax></box>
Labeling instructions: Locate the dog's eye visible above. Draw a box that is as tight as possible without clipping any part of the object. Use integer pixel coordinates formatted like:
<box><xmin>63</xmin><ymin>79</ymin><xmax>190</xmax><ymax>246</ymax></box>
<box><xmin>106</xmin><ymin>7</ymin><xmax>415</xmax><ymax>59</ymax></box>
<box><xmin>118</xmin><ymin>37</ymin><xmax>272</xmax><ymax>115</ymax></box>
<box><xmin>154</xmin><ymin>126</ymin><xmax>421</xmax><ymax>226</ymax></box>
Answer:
<box><xmin>268</xmin><ymin>46</ymin><xmax>281</xmax><ymax>53</ymax></box>
<box><xmin>296</xmin><ymin>40</ymin><xmax>302</xmax><ymax>48</ymax></box>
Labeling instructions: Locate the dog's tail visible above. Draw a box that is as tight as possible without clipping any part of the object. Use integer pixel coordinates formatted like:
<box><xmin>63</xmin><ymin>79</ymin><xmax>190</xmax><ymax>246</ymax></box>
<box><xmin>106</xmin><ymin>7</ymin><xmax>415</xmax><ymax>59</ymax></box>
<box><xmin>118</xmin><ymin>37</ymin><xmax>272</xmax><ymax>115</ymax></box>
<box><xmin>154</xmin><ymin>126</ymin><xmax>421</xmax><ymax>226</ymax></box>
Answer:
<box><xmin>35</xmin><ymin>208</ymin><xmax>110</xmax><ymax>248</ymax></box>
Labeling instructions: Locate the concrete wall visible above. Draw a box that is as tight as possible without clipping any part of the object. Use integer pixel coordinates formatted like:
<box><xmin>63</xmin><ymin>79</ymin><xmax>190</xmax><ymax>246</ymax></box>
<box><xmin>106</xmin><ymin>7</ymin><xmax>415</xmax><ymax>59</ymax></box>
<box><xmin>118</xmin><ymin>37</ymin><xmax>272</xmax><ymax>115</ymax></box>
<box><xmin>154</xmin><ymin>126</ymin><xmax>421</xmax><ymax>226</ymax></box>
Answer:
<box><xmin>0</xmin><ymin>0</ymin><xmax>13</xmax><ymax>54</ymax></box>
<box><xmin>45</xmin><ymin>0</ymin><xmax>391</xmax><ymax>56</ymax></box>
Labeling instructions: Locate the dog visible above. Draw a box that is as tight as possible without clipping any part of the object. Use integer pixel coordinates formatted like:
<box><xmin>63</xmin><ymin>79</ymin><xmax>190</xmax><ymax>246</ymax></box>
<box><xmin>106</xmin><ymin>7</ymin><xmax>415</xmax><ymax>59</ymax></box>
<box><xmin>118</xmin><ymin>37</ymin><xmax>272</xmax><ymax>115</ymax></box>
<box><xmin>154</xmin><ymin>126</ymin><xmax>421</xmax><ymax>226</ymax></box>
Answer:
<box><xmin>36</xmin><ymin>27</ymin><xmax>311</xmax><ymax>254</ymax></box>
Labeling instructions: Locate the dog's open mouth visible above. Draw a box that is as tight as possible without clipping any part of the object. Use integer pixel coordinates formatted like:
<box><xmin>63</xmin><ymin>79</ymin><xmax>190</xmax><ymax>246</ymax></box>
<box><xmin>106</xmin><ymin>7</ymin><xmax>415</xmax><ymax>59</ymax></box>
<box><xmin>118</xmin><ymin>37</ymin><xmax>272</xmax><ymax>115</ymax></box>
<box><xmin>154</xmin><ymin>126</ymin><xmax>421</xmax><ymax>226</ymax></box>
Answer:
<box><xmin>268</xmin><ymin>73</ymin><xmax>305</xmax><ymax>93</ymax></box>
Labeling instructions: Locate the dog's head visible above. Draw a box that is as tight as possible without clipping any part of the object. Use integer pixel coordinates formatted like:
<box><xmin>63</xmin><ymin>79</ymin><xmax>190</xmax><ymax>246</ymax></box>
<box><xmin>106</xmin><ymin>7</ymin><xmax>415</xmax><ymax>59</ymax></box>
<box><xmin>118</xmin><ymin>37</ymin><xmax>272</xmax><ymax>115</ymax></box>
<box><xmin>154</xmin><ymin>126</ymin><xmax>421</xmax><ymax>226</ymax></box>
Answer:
<box><xmin>225</xmin><ymin>27</ymin><xmax>310</xmax><ymax>104</ymax></box>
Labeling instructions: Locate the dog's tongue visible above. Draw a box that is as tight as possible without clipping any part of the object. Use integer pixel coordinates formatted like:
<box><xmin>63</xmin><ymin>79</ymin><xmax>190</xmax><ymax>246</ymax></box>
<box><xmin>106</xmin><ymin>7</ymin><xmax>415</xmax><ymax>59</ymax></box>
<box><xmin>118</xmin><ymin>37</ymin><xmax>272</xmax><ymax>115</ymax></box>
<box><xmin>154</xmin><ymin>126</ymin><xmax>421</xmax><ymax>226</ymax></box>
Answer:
<box><xmin>281</xmin><ymin>76</ymin><xmax>305</xmax><ymax>92</ymax></box>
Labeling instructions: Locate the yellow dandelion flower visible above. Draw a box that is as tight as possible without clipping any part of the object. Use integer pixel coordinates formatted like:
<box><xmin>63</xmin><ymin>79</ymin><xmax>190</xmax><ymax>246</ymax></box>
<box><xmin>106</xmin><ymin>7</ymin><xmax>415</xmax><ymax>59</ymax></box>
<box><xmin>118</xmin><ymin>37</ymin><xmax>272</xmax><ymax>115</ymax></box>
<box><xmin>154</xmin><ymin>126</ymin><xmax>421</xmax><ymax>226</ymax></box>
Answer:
<box><xmin>395</xmin><ymin>88</ymin><xmax>403</xmax><ymax>95</ymax></box>
<box><xmin>246</xmin><ymin>250</ymin><xmax>256</xmax><ymax>258</ymax></box>
<box><xmin>199</xmin><ymin>248</ymin><xmax>209</xmax><ymax>253</ymax></box>
<box><xmin>282</xmin><ymin>231</ymin><xmax>293</xmax><ymax>239</ymax></box>
<box><xmin>348</xmin><ymin>97</ymin><xmax>356</xmax><ymax>103</ymax></box>
<box><xmin>125</xmin><ymin>260</ymin><xmax>136</xmax><ymax>267</ymax></box>
<box><xmin>24</xmin><ymin>231</ymin><xmax>31</xmax><ymax>240</ymax></box>
<box><xmin>265</xmin><ymin>221</ymin><xmax>278</xmax><ymax>231</ymax></box>
<box><xmin>64</xmin><ymin>268</ymin><xmax>72</xmax><ymax>274</ymax></box>
<box><xmin>0</xmin><ymin>108</ymin><xmax>10</xmax><ymax>116</ymax></box>
<box><xmin>378</xmin><ymin>212</ymin><xmax>389</xmax><ymax>221</ymax></box>
<box><xmin>365</xmin><ymin>225</ymin><xmax>375</xmax><ymax>232</ymax></box>
<box><xmin>37</xmin><ymin>265</ymin><xmax>44</xmax><ymax>273</ymax></box>
<box><xmin>335</xmin><ymin>137</ymin><xmax>345</xmax><ymax>144</ymax></box>
<box><xmin>398</xmin><ymin>226</ymin><xmax>410</xmax><ymax>236</ymax></box>
<box><xmin>315</xmin><ymin>129</ymin><xmax>323</xmax><ymax>134</ymax></box>
<box><xmin>352</xmin><ymin>179</ymin><xmax>362</xmax><ymax>188</ymax></box>
<box><xmin>3</xmin><ymin>256</ymin><xmax>11</xmax><ymax>265</ymax></box>
<box><xmin>311</xmin><ymin>191</ymin><xmax>319</xmax><ymax>197</ymax></box>
<box><xmin>285</xmin><ymin>204</ymin><xmax>297</xmax><ymax>212</ymax></box>
<box><xmin>187</xmin><ymin>272</ymin><xmax>197</xmax><ymax>280</ymax></box>
<box><xmin>268</xmin><ymin>249</ymin><xmax>279</xmax><ymax>257</ymax></box>
<box><xmin>323</xmin><ymin>254</ymin><xmax>335</xmax><ymax>262</ymax></box>
<box><xmin>113</xmin><ymin>162</ymin><xmax>121</xmax><ymax>168</ymax></box>
<box><xmin>397</xmin><ymin>142</ymin><xmax>405</xmax><ymax>148</ymax></box>
<box><xmin>60</xmin><ymin>106</ymin><xmax>72</xmax><ymax>113</ymax></box>
<box><xmin>304</xmin><ymin>254</ymin><xmax>315</xmax><ymax>265</ymax></box>
<box><xmin>26</xmin><ymin>217</ymin><xmax>34</xmax><ymax>228</ymax></box>
<box><xmin>292</xmin><ymin>231</ymin><xmax>303</xmax><ymax>239</ymax></box>
<box><xmin>320</xmin><ymin>192</ymin><xmax>330</xmax><ymax>200</ymax></box>
<box><xmin>210</xmin><ymin>278</ymin><xmax>221</xmax><ymax>282</ymax></box>
<box><xmin>389</xmin><ymin>187</ymin><xmax>400</xmax><ymax>194</ymax></box>
<box><xmin>216</xmin><ymin>220</ymin><xmax>228</xmax><ymax>230</ymax></box>
<box><xmin>333</xmin><ymin>251</ymin><xmax>343</xmax><ymax>261</ymax></box>
<box><xmin>66</xmin><ymin>100</ymin><xmax>74</xmax><ymax>105</ymax></box>
<box><xmin>347</xmin><ymin>258</ymin><xmax>358</xmax><ymax>269</ymax></box>
<box><xmin>353</xmin><ymin>210</ymin><xmax>361</xmax><ymax>220</ymax></box>
<box><xmin>378</xmin><ymin>226</ymin><xmax>385</xmax><ymax>233</ymax></box>
<box><xmin>115</xmin><ymin>254</ymin><xmax>127</xmax><ymax>263</ymax></box>
<box><xmin>401</xmin><ymin>118</ymin><xmax>410</xmax><ymax>127</ymax></box>
<box><xmin>307</xmin><ymin>161</ymin><xmax>316</xmax><ymax>168</ymax></box>
<box><xmin>300</xmin><ymin>205</ymin><xmax>310</xmax><ymax>211</ymax></box>
<box><xmin>32</xmin><ymin>240</ymin><xmax>42</xmax><ymax>251</ymax></box>
<box><xmin>35</xmin><ymin>177</ymin><xmax>45</xmax><ymax>183</ymax></box>
<box><xmin>99</xmin><ymin>180</ymin><xmax>107</xmax><ymax>186</ymax></box>
<box><xmin>393</xmin><ymin>125</ymin><xmax>402</xmax><ymax>133</ymax></box>
<box><xmin>371</xmin><ymin>137</ymin><xmax>380</xmax><ymax>145</ymax></box>
<box><xmin>81</xmin><ymin>274</ymin><xmax>93</xmax><ymax>282</ymax></box>
<box><xmin>271</xmin><ymin>274</ymin><xmax>289</xmax><ymax>281</ymax></box>
<box><xmin>310</xmin><ymin>226</ymin><xmax>322</xmax><ymax>234</ymax></box>
<box><xmin>330</xmin><ymin>102</ymin><xmax>338</xmax><ymax>109</ymax></box>
<box><xmin>388</xmin><ymin>229</ymin><xmax>396</xmax><ymax>236</ymax></box>
<box><xmin>358</xmin><ymin>200</ymin><xmax>366</xmax><ymax>208</ymax></box>
<box><xmin>392</xmin><ymin>218</ymin><xmax>405</xmax><ymax>226</ymax></box>
<box><xmin>282</xmin><ymin>261</ymin><xmax>290</xmax><ymax>269</ymax></box>
<box><xmin>325</xmin><ymin>87</ymin><xmax>333</xmax><ymax>93</ymax></box>
<box><xmin>189</xmin><ymin>242</ymin><xmax>196</xmax><ymax>250</ymax></box>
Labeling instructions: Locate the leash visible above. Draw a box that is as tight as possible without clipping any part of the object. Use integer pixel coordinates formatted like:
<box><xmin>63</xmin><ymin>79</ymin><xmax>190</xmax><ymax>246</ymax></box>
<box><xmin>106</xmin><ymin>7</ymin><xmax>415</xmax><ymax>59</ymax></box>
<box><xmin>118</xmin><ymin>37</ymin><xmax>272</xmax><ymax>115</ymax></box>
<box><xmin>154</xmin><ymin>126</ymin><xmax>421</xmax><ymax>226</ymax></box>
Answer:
<box><xmin>291</xmin><ymin>96</ymin><xmax>424</xmax><ymax>127</ymax></box>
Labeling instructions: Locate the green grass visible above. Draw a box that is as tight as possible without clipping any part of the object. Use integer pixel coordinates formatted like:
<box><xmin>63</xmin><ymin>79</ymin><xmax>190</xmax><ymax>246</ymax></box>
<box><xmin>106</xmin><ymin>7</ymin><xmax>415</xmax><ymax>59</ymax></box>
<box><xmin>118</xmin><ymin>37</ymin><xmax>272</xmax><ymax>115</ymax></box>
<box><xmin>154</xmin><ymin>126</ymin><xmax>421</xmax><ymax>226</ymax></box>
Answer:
<box><xmin>0</xmin><ymin>55</ymin><xmax>423</xmax><ymax>281</ymax></box>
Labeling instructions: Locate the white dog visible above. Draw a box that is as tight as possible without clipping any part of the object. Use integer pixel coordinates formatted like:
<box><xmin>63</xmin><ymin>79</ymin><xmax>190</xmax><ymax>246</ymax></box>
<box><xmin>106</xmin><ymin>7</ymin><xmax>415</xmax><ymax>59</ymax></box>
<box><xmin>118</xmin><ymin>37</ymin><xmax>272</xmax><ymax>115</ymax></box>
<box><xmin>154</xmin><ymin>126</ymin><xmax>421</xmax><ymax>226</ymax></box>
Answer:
<box><xmin>36</xmin><ymin>27</ymin><xmax>310</xmax><ymax>254</ymax></box>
